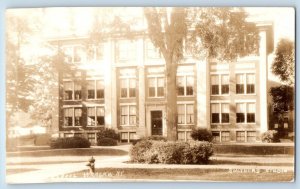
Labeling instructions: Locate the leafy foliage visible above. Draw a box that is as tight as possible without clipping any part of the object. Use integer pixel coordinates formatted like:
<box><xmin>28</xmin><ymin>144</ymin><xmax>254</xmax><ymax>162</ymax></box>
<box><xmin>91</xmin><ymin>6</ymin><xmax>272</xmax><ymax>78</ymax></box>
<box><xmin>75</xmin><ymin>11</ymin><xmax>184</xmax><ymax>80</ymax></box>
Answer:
<box><xmin>50</xmin><ymin>137</ymin><xmax>91</xmax><ymax>149</ymax></box>
<box><xmin>270</xmin><ymin>85</ymin><xmax>294</xmax><ymax>112</ymax></box>
<box><xmin>130</xmin><ymin>140</ymin><xmax>213</xmax><ymax>164</ymax></box>
<box><xmin>190</xmin><ymin>129</ymin><xmax>213</xmax><ymax>142</ymax></box>
<box><xmin>97</xmin><ymin>128</ymin><xmax>119</xmax><ymax>141</ymax></box>
<box><xmin>272</xmin><ymin>38</ymin><xmax>295</xmax><ymax>85</ymax></box>
<box><xmin>97</xmin><ymin>137</ymin><xmax>118</xmax><ymax>146</ymax></box>
<box><xmin>261</xmin><ymin>130</ymin><xmax>280</xmax><ymax>143</ymax></box>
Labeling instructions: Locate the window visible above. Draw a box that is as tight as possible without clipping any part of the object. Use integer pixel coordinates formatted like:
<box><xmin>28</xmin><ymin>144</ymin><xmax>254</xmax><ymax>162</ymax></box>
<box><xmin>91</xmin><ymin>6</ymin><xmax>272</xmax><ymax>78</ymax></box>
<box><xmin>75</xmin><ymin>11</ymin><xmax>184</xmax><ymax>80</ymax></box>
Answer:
<box><xmin>121</xmin><ymin>132</ymin><xmax>128</xmax><ymax>142</ymax></box>
<box><xmin>87</xmin><ymin>80</ymin><xmax>104</xmax><ymax>99</ymax></box>
<box><xmin>236</xmin><ymin>131</ymin><xmax>245</xmax><ymax>142</ymax></box>
<box><xmin>211</xmin><ymin>75</ymin><xmax>219</xmax><ymax>95</ymax></box>
<box><xmin>148</xmin><ymin>77</ymin><xmax>164</xmax><ymax>97</ymax></box>
<box><xmin>236</xmin><ymin>103</ymin><xmax>245</xmax><ymax>123</ymax></box>
<box><xmin>212</xmin><ymin>132</ymin><xmax>220</xmax><ymax>143</ymax></box>
<box><xmin>87</xmin><ymin>107</ymin><xmax>105</xmax><ymax>126</ymax></box>
<box><xmin>117</xmin><ymin>40</ymin><xmax>136</xmax><ymax>61</ymax></box>
<box><xmin>284</xmin><ymin>117</ymin><xmax>289</xmax><ymax>129</ymax></box>
<box><xmin>64</xmin><ymin>82</ymin><xmax>73</xmax><ymax>100</ymax></box>
<box><xmin>63</xmin><ymin>81</ymin><xmax>81</xmax><ymax>100</ymax></box>
<box><xmin>221</xmin><ymin>75</ymin><xmax>229</xmax><ymax>94</ymax></box>
<box><xmin>236</xmin><ymin>103</ymin><xmax>256</xmax><ymax>123</ymax></box>
<box><xmin>89</xmin><ymin>45</ymin><xmax>103</xmax><ymax>61</ymax></box>
<box><xmin>146</xmin><ymin>41</ymin><xmax>160</xmax><ymax>59</ymax></box>
<box><xmin>87</xmin><ymin>133</ymin><xmax>96</xmax><ymax>144</ymax></box>
<box><xmin>64</xmin><ymin>108</ymin><xmax>73</xmax><ymax>126</ymax></box>
<box><xmin>178</xmin><ymin>131</ymin><xmax>185</xmax><ymax>141</ymax></box>
<box><xmin>177</xmin><ymin>104</ymin><xmax>194</xmax><ymax>125</ymax></box>
<box><xmin>236</xmin><ymin>74</ymin><xmax>255</xmax><ymax>94</ymax></box>
<box><xmin>64</xmin><ymin>108</ymin><xmax>82</xmax><ymax>127</ymax></box>
<box><xmin>211</xmin><ymin>75</ymin><xmax>229</xmax><ymax>95</ymax></box>
<box><xmin>211</xmin><ymin>103</ymin><xmax>230</xmax><ymax>124</ymax></box>
<box><xmin>246</xmin><ymin>74</ymin><xmax>255</xmax><ymax>94</ymax></box>
<box><xmin>177</xmin><ymin>76</ymin><xmax>194</xmax><ymax>96</ymax></box>
<box><xmin>211</xmin><ymin>104</ymin><xmax>220</xmax><ymax>123</ymax></box>
<box><xmin>63</xmin><ymin>45</ymin><xmax>86</xmax><ymax>63</ymax></box>
<box><xmin>221</xmin><ymin>131</ymin><xmax>230</xmax><ymax>142</ymax></box>
<box><xmin>221</xmin><ymin>104</ymin><xmax>230</xmax><ymax>123</ymax></box>
<box><xmin>247</xmin><ymin>131</ymin><xmax>256</xmax><ymax>142</ymax></box>
<box><xmin>236</xmin><ymin>74</ymin><xmax>244</xmax><ymax>94</ymax></box>
<box><xmin>247</xmin><ymin>103</ymin><xmax>255</xmax><ymax>123</ymax></box>
<box><xmin>120</xmin><ymin>78</ymin><xmax>136</xmax><ymax>98</ymax></box>
<box><xmin>120</xmin><ymin>105</ymin><xmax>136</xmax><ymax>126</ymax></box>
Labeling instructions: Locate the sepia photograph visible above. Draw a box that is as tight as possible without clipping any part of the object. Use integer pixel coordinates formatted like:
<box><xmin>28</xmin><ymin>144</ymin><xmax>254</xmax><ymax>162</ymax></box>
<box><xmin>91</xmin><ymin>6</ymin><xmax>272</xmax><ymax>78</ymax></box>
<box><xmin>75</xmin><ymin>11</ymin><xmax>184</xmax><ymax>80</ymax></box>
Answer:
<box><xmin>5</xmin><ymin>7</ymin><xmax>295</xmax><ymax>183</ymax></box>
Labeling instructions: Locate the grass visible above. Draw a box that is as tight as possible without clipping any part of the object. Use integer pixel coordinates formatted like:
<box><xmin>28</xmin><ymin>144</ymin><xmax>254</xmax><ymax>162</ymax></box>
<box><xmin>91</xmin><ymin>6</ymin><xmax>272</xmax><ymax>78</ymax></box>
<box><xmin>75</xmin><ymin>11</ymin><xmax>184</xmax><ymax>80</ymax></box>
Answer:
<box><xmin>7</xmin><ymin>148</ymin><xmax>128</xmax><ymax>157</ymax></box>
<box><xmin>68</xmin><ymin>168</ymin><xmax>294</xmax><ymax>182</ymax></box>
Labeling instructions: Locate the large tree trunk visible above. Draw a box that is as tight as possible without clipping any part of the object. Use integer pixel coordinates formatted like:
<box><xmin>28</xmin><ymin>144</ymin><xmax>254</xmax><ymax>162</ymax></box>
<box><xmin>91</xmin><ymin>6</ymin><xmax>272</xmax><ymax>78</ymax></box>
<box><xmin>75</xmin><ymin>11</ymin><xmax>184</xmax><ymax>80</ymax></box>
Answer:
<box><xmin>165</xmin><ymin>58</ymin><xmax>178</xmax><ymax>141</ymax></box>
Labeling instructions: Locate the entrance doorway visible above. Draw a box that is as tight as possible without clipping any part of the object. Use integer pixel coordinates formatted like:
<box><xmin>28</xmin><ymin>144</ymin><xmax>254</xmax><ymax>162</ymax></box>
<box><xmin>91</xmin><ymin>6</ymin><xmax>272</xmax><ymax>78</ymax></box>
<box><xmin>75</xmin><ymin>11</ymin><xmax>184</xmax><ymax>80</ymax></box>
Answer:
<box><xmin>151</xmin><ymin>111</ymin><xmax>163</xmax><ymax>135</ymax></box>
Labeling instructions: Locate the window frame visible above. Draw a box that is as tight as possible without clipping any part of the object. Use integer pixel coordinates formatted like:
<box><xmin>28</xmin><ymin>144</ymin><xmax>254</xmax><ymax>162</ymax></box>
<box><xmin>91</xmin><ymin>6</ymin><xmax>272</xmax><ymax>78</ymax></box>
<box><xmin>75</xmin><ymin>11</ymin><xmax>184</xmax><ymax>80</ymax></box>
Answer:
<box><xmin>63</xmin><ymin>107</ymin><xmax>83</xmax><ymax>127</ymax></box>
<box><xmin>120</xmin><ymin>104</ymin><xmax>137</xmax><ymax>126</ymax></box>
<box><xmin>63</xmin><ymin>80</ymin><xmax>82</xmax><ymax>101</ymax></box>
<box><xmin>87</xmin><ymin>106</ymin><xmax>105</xmax><ymax>127</ymax></box>
<box><xmin>147</xmin><ymin>76</ymin><xmax>165</xmax><ymax>98</ymax></box>
<box><xmin>211</xmin><ymin>74</ymin><xmax>230</xmax><ymax>96</ymax></box>
<box><xmin>177</xmin><ymin>75</ymin><xmax>194</xmax><ymax>97</ymax></box>
<box><xmin>236</xmin><ymin>102</ymin><xmax>256</xmax><ymax>124</ymax></box>
<box><xmin>177</xmin><ymin>103</ymin><xmax>194</xmax><ymax>125</ymax></box>
<box><xmin>211</xmin><ymin>103</ymin><xmax>230</xmax><ymax>124</ymax></box>
<box><xmin>236</xmin><ymin>73</ymin><xmax>256</xmax><ymax>95</ymax></box>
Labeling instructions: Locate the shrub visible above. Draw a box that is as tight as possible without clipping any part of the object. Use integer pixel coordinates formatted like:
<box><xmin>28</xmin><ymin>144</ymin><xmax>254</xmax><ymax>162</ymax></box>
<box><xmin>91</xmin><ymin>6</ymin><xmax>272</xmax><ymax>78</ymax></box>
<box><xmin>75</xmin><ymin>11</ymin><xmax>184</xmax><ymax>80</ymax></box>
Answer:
<box><xmin>130</xmin><ymin>140</ymin><xmax>153</xmax><ymax>163</ymax></box>
<box><xmin>97</xmin><ymin>128</ymin><xmax>119</xmax><ymax>141</ymax></box>
<box><xmin>190</xmin><ymin>129</ymin><xmax>213</xmax><ymax>142</ymax></box>
<box><xmin>130</xmin><ymin>140</ymin><xmax>213</xmax><ymax>164</ymax></box>
<box><xmin>131</xmin><ymin>135</ymin><xmax>167</xmax><ymax>145</ymax></box>
<box><xmin>262</xmin><ymin>130</ymin><xmax>280</xmax><ymax>143</ymax></box>
<box><xmin>50</xmin><ymin>137</ymin><xmax>91</xmax><ymax>149</ymax></box>
<box><xmin>97</xmin><ymin>137</ymin><xmax>118</xmax><ymax>146</ymax></box>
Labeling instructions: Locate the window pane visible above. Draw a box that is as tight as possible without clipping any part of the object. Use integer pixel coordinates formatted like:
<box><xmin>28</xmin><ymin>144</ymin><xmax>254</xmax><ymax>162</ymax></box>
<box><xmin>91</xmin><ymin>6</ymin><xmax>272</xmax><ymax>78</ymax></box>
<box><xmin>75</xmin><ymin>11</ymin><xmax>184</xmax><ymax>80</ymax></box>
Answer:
<box><xmin>247</xmin><ymin>113</ymin><xmax>255</xmax><ymax>123</ymax></box>
<box><xmin>221</xmin><ymin>85</ymin><xmax>229</xmax><ymax>94</ymax></box>
<box><xmin>221</xmin><ymin>75</ymin><xmax>229</xmax><ymax>84</ymax></box>
<box><xmin>120</xmin><ymin>79</ymin><xmax>128</xmax><ymax>98</ymax></box>
<box><xmin>211</xmin><ymin>75</ymin><xmax>219</xmax><ymax>85</ymax></box>
<box><xmin>247</xmin><ymin>74</ymin><xmax>255</xmax><ymax>84</ymax></box>
<box><xmin>247</xmin><ymin>103</ymin><xmax>256</xmax><ymax>113</ymax></box>
<box><xmin>177</xmin><ymin>105</ymin><xmax>184</xmax><ymax>114</ymax></box>
<box><xmin>236</xmin><ymin>113</ymin><xmax>245</xmax><ymax>123</ymax></box>
<box><xmin>221</xmin><ymin>113</ymin><xmax>229</xmax><ymax>123</ymax></box>
<box><xmin>186</xmin><ymin>104</ymin><xmax>194</xmax><ymax>124</ymax></box>
<box><xmin>221</xmin><ymin>104</ymin><xmax>229</xmax><ymax>113</ymax></box>
<box><xmin>212</xmin><ymin>113</ymin><xmax>220</xmax><ymax>123</ymax></box>
<box><xmin>177</xmin><ymin>77</ymin><xmax>184</xmax><ymax>96</ymax></box>
<box><xmin>96</xmin><ymin>107</ymin><xmax>104</xmax><ymax>116</ymax></box>
<box><xmin>129</xmin><ymin>79</ymin><xmax>136</xmax><ymax>97</ymax></box>
<box><xmin>186</xmin><ymin>105</ymin><xmax>194</xmax><ymax>114</ymax></box>
<box><xmin>212</xmin><ymin>132</ymin><xmax>220</xmax><ymax>143</ymax></box>
<box><xmin>157</xmin><ymin>78</ymin><xmax>164</xmax><ymax>87</ymax></box>
<box><xmin>186</xmin><ymin>76</ymin><xmax>194</xmax><ymax>95</ymax></box>
<box><xmin>247</xmin><ymin>131</ymin><xmax>256</xmax><ymax>142</ymax></box>
<box><xmin>87</xmin><ymin>107</ymin><xmax>95</xmax><ymax>116</ymax></box>
<box><xmin>221</xmin><ymin>131</ymin><xmax>230</xmax><ymax>142</ymax></box>
<box><xmin>87</xmin><ymin>81</ymin><xmax>95</xmax><ymax>99</ymax></box>
<box><xmin>74</xmin><ymin>82</ymin><xmax>81</xmax><ymax>100</ymax></box>
<box><xmin>236</xmin><ymin>84</ymin><xmax>244</xmax><ymax>94</ymax></box>
<box><xmin>236</xmin><ymin>103</ymin><xmax>245</xmax><ymax>113</ymax></box>
<box><xmin>121</xmin><ymin>106</ymin><xmax>128</xmax><ymax>115</ymax></box>
<box><xmin>211</xmin><ymin>104</ymin><xmax>219</xmax><ymax>113</ymax></box>
<box><xmin>129</xmin><ymin>106</ymin><xmax>136</xmax><ymax>115</ymax></box>
<box><xmin>74</xmin><ymin>108</ymin><xmax>82</xmax><ymax>126</ymax></box>
<box><xmin>236</xmin><ymin>131</ymin><xmax>245</xmax><ymax>142</ymax></box>
<box><xmin>212</xmin><ymin>85</ymin><xmax>219</xmax><ymax>95</ymax></box>
<box><xmin>247</xmin><ymin>84</ymin><xmax>255</xmax><ymax>94</ymax></box>
<box><xmin>157</xmin><ymin>87</ymin><xmax>164</xmax><ymax>97</ymax></box>
<box><xmin>64</xmin><ymin>82</ymin><xmax>73</xmax><ymax>100</ymax></box>
<box><xmin>87</xmin><ymin>108</ymin><xmax>95</xmax><ymax>126</ymax></box>
<box><xmin>236</xmin><ymin>74</ymin><xmax>244</xmax><ymax>84</ymax></box>
<box><xmin>178</xmin><ymin>131</ymin><xmax>185</xmax><ymax>141</ymax></box>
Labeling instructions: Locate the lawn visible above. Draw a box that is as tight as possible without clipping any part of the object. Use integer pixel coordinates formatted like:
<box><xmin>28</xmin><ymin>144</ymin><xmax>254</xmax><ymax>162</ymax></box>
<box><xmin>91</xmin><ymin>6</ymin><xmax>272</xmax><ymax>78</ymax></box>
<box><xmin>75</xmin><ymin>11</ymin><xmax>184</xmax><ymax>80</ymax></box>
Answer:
<box><xmin>64</xmin><ymin>167</ymin><xmax>294</xmax><ymax>182</ymax></box>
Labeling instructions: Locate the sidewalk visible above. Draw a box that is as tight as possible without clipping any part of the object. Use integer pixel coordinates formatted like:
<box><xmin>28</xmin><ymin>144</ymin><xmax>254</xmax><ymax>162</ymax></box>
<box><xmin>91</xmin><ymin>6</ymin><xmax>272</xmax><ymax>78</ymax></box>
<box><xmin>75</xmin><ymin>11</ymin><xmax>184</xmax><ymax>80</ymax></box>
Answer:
<box><xmin>6</xmin><ymin>154</ymin><xmax>294</xmax><ymax>183</ymax></box>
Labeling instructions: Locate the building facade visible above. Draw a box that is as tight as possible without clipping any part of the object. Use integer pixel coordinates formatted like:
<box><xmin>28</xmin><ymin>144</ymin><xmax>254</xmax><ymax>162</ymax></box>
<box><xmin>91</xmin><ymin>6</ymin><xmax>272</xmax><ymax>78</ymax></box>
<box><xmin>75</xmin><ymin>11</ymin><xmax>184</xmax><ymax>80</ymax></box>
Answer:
<box><xmin>52</xmin><ymin>23</ymin><xmax>274</xmax><ymax>144</ymax></box>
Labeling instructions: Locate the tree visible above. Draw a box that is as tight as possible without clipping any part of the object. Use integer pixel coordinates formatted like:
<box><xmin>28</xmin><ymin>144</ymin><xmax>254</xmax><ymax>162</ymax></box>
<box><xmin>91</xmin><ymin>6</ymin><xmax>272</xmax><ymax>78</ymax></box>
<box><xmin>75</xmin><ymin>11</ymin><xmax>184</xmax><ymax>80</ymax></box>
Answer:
<box><xmin>144</xmin><ymin>7</ymin><xmax>259</xmax><ymax>140</ymax></box>
<box><xmin>270</xmin><ymin>38</ymin><xmax>295</xmax><ymax>114</ymax></box>
<box><xmin>272</xmin><ymin>38</ymin><xmax>295</xmax><ymax>86</ymax></box>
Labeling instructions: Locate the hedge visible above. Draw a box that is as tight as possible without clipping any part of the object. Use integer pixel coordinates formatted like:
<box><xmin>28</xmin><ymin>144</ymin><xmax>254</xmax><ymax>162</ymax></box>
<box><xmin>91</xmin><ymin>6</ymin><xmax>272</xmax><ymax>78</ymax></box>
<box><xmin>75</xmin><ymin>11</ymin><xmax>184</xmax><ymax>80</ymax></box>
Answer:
<box><xmin>130</xmin><ymin>140</ymin><xmax>213</xmax><ymax>164</ymax></box>
<box><xmin>50</xmin><ymin>137</ymin><xmax>91</xmax><ymax>149</ymax></box>
<box><xmin>261</xmin><ymin>130</ymin><xmax>280</xmax><ymax>143</ymax></box>
<box><xmin>97</xmin><ymin>137</ymin><xmax>118</xmax><ymax>146</ymax></box>
<box><xmin>190</xmin><ymin>129</ymin><xmax>213</xmax><ymax>142</ymax></box>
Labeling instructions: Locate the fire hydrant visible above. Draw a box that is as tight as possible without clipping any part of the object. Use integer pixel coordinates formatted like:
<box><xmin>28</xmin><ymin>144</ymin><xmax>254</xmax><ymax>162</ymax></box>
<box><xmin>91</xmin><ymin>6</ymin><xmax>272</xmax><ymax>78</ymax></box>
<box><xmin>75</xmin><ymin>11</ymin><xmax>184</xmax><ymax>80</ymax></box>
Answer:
<box><xmin>86</xmin><ymin>156</ymin><xmax>95</xmax><ymax>174</ymax></box>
